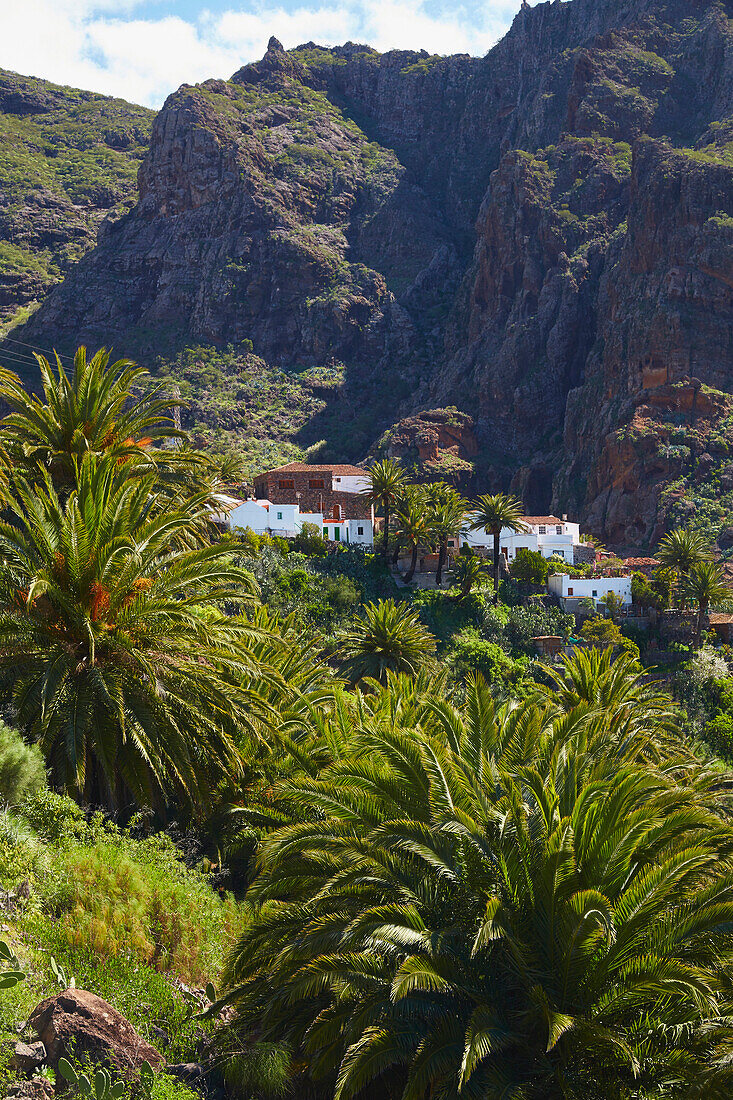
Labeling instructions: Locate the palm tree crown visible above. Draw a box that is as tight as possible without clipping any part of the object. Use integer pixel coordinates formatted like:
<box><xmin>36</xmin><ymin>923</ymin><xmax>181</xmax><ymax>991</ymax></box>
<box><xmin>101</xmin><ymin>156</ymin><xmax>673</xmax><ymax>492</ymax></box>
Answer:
<box><xmin>0</xmin><ymin>454</ymin><xmax>259</xmax><ymax>813</ymax></box>
<box><xmin>470</xmin><ymin>492</ymin><xmax>526</xmax><ymax>603</ymax></box>
<box><xmin>336</xmin><ymin>598</ymin><xmax>436</xmax><ymax>684</ymax></box>
<box><xmin>0</xmin><ymin>346</ymin><xmax>183</xmax><ymax>491</ymax></box>
<box><xmin>219</xmin><ymin>661</ymin><xmax>733</xmax><ymax>1099</ymax></box>
<box><xmin>361</xmin><ymin>460</ymin><xmax>408</xmax><ymax>561</ymax></box>
<box><xmin>684</xmin><ymin>558</ymin><xmax>730</xmax><ymax>645</ymax></box>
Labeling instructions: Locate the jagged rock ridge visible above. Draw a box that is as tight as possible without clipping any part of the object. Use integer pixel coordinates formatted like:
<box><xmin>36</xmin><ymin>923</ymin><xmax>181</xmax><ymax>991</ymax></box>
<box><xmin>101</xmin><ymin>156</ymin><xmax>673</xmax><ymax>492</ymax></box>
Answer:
<box><xmin>9</xmin><ymin>0</ymin><xmax>733</xmax><ymax>547</ymax></box>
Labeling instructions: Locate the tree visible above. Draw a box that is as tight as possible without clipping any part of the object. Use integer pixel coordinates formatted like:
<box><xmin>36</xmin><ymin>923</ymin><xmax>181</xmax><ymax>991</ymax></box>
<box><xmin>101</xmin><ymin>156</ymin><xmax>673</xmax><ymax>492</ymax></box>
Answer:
<box><xmin>424</xmin><ymin>486</ymin><xmax>467</xmax><ymax>585</ymax></box>
<box><xmin>0</xmin><ymin>455</ymin><xmax>260</xmax><ymax>814</ymax></box>
<box><xmin>336</xmin><ymin>598</ymin><xmax>436</xmax><ymax>683</ymax></box>
<box><xmin>393</xmin><ymin>496</ymin><xmax>431</xmax><ymax>584</ymax></box>
<box><xmin>470</xmin><ymin>492</ymin><xmax>526</xmax><ymax>604</ymax></box>
<box><xmin>451</xmin><ymin>553</ymin><xmax>488</xmax><ymax>598</ymax></box>
<box><xmin>599</xmin><ymin>589</ymin><xmax>623</xmax><ymax>621</ymax></box>
<box><xmin>657</xmin><ymin>527</ymin><xmax>711</xmax><ymax>606</ymax></box>
<box><xmin>218</xmin><ymin>665</ymin><xmax>733</xmax><ymax>1099</ymax></box>
<box><xmin>579</xmin><ymin>616</ymin><xmax>640</xmax><ymax>662</ymax></box>
<box><xmin>0</xmin><ymin>347</ymin><xmax>183</xmax><ymax>493</ymax></box>
<box><xmin>360</xmin><ymin>460</ymin><xmax>407</xmax><ymax>563</ymax></box>
<box><xmin>684</xmin><ymin>559</ymin><xmax>730</xmax><ymax>646</ymax></box>
<box><xmin>510</xmin><ymin>546</ymin><xmax>549</xmax><ymax>584</ymax></box>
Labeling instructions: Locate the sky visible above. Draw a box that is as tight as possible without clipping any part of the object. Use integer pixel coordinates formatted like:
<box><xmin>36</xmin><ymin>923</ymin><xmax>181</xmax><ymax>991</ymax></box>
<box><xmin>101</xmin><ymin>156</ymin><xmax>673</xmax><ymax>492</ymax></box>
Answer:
<box><xmin>0</xmin><ymin>0</ymin><xmax>521</xmax><ymax>109</ymax></box>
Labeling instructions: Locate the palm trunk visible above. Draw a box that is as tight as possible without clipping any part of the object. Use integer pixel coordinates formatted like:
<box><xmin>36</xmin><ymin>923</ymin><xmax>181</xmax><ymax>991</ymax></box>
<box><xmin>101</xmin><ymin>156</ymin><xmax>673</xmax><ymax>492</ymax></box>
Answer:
<box><xmin>391</xmin><ymin>542</ymin><xmax>401</xmax><ymax>566</ymax></box>
<box><xmin>383</xmin><ymin>495</ymin><xmax>390</xmax><ymax>562</ymax></box>
<box><xmin>436</xmin><ymin>541</ymin><xmax>446</xmax><ymax>585</ymax></box>
<box><xmin>405</xmin><ymin>543</ymin><xmax>418</xmax><ymax>583</ymax></box>
<box><xmin>695</xmin><ymin>599</ymin><xmax>707</xmax><ymax>647</ymax></box>
<box><xmin>493</xmin><ymin>530</ymin><xmax>500</xmax><ymax>605</ymax></box>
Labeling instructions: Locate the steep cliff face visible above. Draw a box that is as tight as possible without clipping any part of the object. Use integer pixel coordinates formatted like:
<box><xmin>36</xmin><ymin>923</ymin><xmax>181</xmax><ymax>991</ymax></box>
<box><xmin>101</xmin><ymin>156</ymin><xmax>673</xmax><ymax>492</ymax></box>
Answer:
<box><xmin>0</xmin><ymin>70</ymin><xmax>153</xmax><ymax>331</ymax></box>
<box><xmin>9</xmin><ymin>0</ymin><xmax>733</xmax><ymax>546</ymax></box>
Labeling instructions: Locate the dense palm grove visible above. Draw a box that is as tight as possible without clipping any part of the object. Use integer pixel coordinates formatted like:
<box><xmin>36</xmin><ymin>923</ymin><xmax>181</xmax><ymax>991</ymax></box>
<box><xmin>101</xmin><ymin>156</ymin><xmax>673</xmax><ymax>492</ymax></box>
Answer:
<box><xmin>3</xmin><ymin>350</ymin><xmax>733</xmax><ymax>1100</ymax></box>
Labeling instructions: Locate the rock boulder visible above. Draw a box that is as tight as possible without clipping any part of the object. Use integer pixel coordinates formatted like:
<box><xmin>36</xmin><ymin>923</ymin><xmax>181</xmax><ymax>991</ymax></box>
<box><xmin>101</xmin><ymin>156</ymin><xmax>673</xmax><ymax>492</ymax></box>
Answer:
<box><xmin>27</xmin><ymin>990</ymin><xmax>163</xmax><ymax>1076</ymax></box>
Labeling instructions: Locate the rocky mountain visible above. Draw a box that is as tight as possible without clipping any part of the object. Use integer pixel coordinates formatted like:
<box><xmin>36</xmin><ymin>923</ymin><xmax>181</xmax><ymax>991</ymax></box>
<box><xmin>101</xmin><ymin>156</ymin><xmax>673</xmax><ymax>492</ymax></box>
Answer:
<box><xmin>0</xmin><ymin>69</ymin><xmax>153</xmax><ymax>332</ymax></box>
<box><xmin>4</xmin><ymin>0</ymin><xmax>733</xmax><ymax>548</ymax></box>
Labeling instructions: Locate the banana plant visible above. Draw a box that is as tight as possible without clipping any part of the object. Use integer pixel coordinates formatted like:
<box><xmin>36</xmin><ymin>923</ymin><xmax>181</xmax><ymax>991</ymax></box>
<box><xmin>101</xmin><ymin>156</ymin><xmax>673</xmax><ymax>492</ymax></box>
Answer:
<box><xmin>0</xmin><ymin>939</ymin><xmax>25</xmax><ymax>989</ymax></box>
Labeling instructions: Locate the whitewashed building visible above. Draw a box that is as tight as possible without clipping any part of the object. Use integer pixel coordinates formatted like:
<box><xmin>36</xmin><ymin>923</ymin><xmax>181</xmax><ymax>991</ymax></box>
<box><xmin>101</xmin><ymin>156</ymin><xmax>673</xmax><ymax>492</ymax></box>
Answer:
<box><xmin>212</xmin><ymin>495</ymin><xmax>373</xmax><ymax>545</ymax></box>
<box><xmin>547</xmin><ymin>573</ymin><xmax>633</xmax><ymax>609</ymax></box>
<box><xmin>461</xmin><ymin>514</ymin><xmax>581</xmax><ymax>563</ymax></box>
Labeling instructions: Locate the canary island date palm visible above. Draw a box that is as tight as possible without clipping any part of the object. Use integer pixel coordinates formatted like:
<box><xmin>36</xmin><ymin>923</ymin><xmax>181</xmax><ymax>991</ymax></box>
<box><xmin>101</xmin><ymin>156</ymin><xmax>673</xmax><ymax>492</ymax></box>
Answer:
<box><xmin>0</xmin><ymin>346</ymin><xmax>184</xmax><ymax>490</ymax></box>
<box><xmin>361</xmin><ymin>459</ymin><xmax>407</xmax><ymax>563</ymax></box>
<box><xmin>218</xmin><ymin>664</ymin><xmax>733</xmax><ymax>1100</ymax></box>
<box><xmin>0</xmin><ymin>454</ymin><xmax>261</xmax><ymax>814</ymax></box>
<box><xmin>393</xmin><ymin>496</ymin><xmax>431</xmax><ymax>583</ymax></box>
<box><xmin>684</xmin><ymin>558</ymin><xmax>730</xmax><ymax>646</ymax></box>
<box><xmin>451</xmin><ymin>552</ymin><xmax>488</xmax><ymax>598</ymax></box>
<box><xmin>657</xmin><ymin>527</ymin><xmax>711</xmax><ymax>607</ymax></box>
<box><xmin>336</xmin><ymin>598</ymin><xmax>436</xmax><ymax>684</ymax></box>
<box><xmin>470</xmin><ymin>492</ymin><xmax>526</xmax><ymax>604</ymax></box>
<box><xmin>424</xmin><ymin>485</ymin><xmax>467</xmax><ymax>585</ymax></box>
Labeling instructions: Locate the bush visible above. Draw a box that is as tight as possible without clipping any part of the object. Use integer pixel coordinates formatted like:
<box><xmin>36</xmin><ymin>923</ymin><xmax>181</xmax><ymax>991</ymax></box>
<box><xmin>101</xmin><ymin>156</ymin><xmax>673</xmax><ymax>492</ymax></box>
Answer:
<box><xmin>510</xmin><ymin>548</ymin><xmax>549</xmax><ymax>585</ymax></box>
<box><xmin>579</xmin><ymin>617</ymin><xmax>640</xmax><ymax>662</ymax></box>
<box><xmin>38</xmin><ymin>836</ymin><xmax>237</xmax><ymax>983</ymax></box>
<box><xmin>292</xmin><ymin>523</ymin><xmax>327</xmax><ymax>556</ymax></box>
<box><xmin>20</xmin><ymin>788</ymin><xmax>85</xmax><ymax>842</ymax></box>
<box><xmin>447</xmin><ymin>628</ymin><xmax>531</xmax><ymax>688</ymax></box>
<box><xmin>0</xmin><ymin>722</ymin><xmax>46</xmax><ymax>807</ymax></box>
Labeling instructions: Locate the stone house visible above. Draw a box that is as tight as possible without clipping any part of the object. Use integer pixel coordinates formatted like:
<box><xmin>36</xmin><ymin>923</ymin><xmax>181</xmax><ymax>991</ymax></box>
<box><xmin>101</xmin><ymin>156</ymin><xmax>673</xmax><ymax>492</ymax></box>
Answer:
<box><xmin>251</xmin><ymin>462</ymin><xmax>374</xmax><ymax>545</ymax></box>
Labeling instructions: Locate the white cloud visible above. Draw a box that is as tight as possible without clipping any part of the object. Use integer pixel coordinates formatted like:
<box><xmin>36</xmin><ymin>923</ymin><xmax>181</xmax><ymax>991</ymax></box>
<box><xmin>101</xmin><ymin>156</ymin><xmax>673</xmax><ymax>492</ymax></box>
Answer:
<box><xmin>0</xmin><ymin>0</ymin><xmax>518</xmax><ymax>108</ymax></box>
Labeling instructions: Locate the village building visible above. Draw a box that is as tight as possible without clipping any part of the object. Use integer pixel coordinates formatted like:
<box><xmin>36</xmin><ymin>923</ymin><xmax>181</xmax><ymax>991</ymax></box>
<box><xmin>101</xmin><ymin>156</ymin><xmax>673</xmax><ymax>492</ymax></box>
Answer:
<box><xmin>547</xmin><ymin>573</ymin><xmax>633</xmax><ymax>611</ymax></box>
<box><xmin>462</xmin><ymin>514</ymin><xmax>583</xmax><ymax>563</ymax></box>
<box><xmin>219</xmin><ymin>462</ymin><xmax>375</xmax><ymax>545</ymax></box>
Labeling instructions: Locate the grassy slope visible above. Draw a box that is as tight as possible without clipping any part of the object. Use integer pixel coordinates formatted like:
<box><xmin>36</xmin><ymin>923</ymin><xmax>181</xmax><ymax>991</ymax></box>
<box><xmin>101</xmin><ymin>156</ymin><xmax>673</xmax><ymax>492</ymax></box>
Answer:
<box><xmin>0</xmin><ymin>69</ymin><xmax>153</xmax><ymax>332</ymax></box>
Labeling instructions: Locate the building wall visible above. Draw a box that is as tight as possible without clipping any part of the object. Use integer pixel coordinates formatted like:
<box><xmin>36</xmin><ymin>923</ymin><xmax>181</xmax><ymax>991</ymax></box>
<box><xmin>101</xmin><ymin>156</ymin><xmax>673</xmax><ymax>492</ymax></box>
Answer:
<box><xmin>548</xmin><ymin>574</ymin><xmax>633</xmax><ymax>605</ymax></box>
<box><xmin>253</xmin><ymin>470</ymin><xmax>372</xmax><ymax>519</ymax></box>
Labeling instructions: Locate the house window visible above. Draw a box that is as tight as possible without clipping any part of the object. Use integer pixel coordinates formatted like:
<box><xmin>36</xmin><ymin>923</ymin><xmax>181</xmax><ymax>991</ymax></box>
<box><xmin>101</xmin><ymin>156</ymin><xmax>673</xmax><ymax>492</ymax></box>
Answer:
<box><xmin>335</xmin><ymin>477</ymin><xmax>341</xmax><ymax>482</ymax></box>
<box><xmin>358</xmin><ymin>526</ymin><xmax>363</xmax><ymax>535</ymax></box>
<box><xmin>592</xmin><ymin>590</ymin><xmax>598</xmax><ymax>598</ymax></box>
<box><xmin>309</xmin><ymin>479</ymin><xmax>325</xmax><ymax>489</ymax></box>
<box><xmin>323</xmin><ymin>527</ymin><xmax>328</xmax><ymax>538</ymax></box>
<box><xmin>568</xmin><ymin>587</ymin><xmax>574</xmax><ymax>596</ymax></box>
<box><xmin>332</xmin><ymin>505</ymin><xmax>341</xmax><ymax>520</ymax></box>
<box><xmin>278</xmin><ymin>479</ymin><xmax>295</xmax><ymax>489</ymax></box>
<box><xmin>277</xmin><ymin>511</ymin><xmax>283</xmax><ymax>520</ymax></box>
<box><xmin>556</xmin><ymin>525</ymin><xmax>562</xmax><ymax>534</ymax></box>
<box><xmin>334</xmin><ymin>527</ymin><xmax>340</xmax><ymax>542</ymax></box>
<box><xmin>539</xmin><ymin>525</ymin><xmax>546</xmax><ymax>534</ymax></box>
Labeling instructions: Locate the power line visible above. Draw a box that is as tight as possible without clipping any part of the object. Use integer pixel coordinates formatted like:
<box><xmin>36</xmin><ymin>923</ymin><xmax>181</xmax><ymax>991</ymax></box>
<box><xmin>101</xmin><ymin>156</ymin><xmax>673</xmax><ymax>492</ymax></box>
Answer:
<box><xmin>0</xmin><ymin>349</ymin><xmax>43</xmax><ymax>371</ymax></box>
<box><xmin>0</xmin><ymin>334</ymin><xmax>75</xmax><ymax>362</ymax></box>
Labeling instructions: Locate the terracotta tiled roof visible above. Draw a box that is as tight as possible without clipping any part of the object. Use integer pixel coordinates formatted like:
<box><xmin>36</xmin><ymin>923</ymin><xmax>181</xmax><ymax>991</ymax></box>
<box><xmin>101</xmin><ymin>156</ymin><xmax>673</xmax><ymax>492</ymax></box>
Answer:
<box><xmin>522</xmin><ymin>516</ymin><xmax>564</xmax><ymax>525</ymax></box>
<box><xmin>708</xmin><ymin>612</ymin><xmax>733</xmax><ymax>624</ymax></box>
<box><xmin>256</xmin><ymin>462</ymin><xmax>367</xmax><ymax>476</ymax></box>
<box><xmin>623</xmin><ymin>557</ymin><xmax>660</xmax><ymax>567</ymax></box>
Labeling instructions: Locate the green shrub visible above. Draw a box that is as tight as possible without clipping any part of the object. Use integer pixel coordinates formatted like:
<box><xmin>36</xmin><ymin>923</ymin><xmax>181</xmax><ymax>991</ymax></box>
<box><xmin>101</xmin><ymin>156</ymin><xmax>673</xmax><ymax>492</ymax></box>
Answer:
<box><xmin>510</xmin><ymin>548</ymin><xmax>550</xmax><ymax>584</ymax></box>
<box><xmin>222</xmin><ymin>1042</ymin><xmax>291</xmax><ymax>1099</ymax></box>
<box><xmin>579</xmin><ymin>617</ymin><xmax>640</xmax><ymax>662</ymax></box>
<box><xmin>20</xmin><ymin>788</ymin><xmax>85</xmax><ymax>842</ymax></box>
<box><xmin>447</xmin><ymin>628</ymin><xmax>531</xmax><ymax>688</ymax></box>
<box><xmin>0</xmin><ymin>722</ymin><xmax>46</xmax><ymax>807</ymax></box>
<box><xmin>292</xmin><ymin>523</ymin><xmax>327</xmax><ymax>556</ymax></box>
<box><xmin>38</xmin><ymin>837</ymin><xmax>237</xmax><ymax>983</ymax></box>
<box><xmin>0</xmin><ymin>812</ymin><xmax>42</xmax><ymax>887</ymax></box>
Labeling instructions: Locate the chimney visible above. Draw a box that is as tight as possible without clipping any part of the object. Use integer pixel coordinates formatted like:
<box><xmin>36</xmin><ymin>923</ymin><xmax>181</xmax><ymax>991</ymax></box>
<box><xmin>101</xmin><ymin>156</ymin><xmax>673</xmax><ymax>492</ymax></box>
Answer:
<box><xmin>562</xmin><ymin>513</ymin><xmax>567</xmax><ymax>521</ymax></box>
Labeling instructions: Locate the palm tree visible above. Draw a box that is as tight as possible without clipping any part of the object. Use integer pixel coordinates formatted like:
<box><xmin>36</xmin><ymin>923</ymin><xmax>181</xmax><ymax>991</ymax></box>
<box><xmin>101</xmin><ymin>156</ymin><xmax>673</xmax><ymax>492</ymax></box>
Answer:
<box><xmin>452</xmin><ymin>552</ymin><xmax>487</xmax><ymax>597</ymax></box>
<box><xmin>684</xmin><ymin>559</ymin><xmax>730</xmax><ymax>646</ymax></box>
<box><xmin>424</xmin><ymin>486</ymin><xmax>467</xmax><ymax>584</ymax></box>
<box><xmin>0</xmin><ymin>347</ymin><xmax>184</xmax><ymax>492</ymax></box>
<box><xmin>336</xmin><ymin>598</ymin><xmax>436</xmax><ymax>683</ymax></box>
<box><xmin>360</xmin><ymin>460</ymin><xmax>407</xmax><ymax>563</ymax></box>
<box><xmin>0</xmin><ymin>454</ymin><xmax>261</xmax><ymax>814</ymax></box>
<box><xmin>218</xmin><ymin>666</ymin><xmax>733</xmax><ymax>1099</ymax></box>
<box><xmin>470</xmin><ymin>492</ymin><xmax>526</xmax><ymax>604</ymax></box>
<box><xmin>657</xmin><ymin>527</ymin><xmax>711</xmax><ymax>607</ymax></box>
<box><xmin>393</xmin><ymin>496</ymin><xmax>431</xmax><ymax>583</ymax></box>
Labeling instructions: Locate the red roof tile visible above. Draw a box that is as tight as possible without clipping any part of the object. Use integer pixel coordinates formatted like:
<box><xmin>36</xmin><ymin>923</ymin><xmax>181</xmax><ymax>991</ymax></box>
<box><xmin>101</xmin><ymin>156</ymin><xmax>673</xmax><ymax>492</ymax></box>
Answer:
<box><xmin>522</xmin><ymin>516</ymin><xmax>564</xmax><ymax>525</ymax></box>
<box><xmin>256</xmin><ymin>462</ymin><xmax>367</xmax><ymax>476</ymax></box>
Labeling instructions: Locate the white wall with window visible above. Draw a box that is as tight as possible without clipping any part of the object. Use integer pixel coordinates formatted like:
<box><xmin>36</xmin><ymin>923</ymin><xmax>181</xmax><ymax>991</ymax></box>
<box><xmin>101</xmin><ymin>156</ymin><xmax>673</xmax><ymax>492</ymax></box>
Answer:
<box><xmin>547</xmin><ymin>573</ymin><xmax>632</xmax><ymax>607</ymax></box>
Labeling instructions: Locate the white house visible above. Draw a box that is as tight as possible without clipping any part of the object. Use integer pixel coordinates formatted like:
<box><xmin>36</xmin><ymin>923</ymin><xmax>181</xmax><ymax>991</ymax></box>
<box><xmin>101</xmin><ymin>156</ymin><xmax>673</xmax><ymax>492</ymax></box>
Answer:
<box><xmin>461</xmin><ymin>514</ymin><xmax>581</xmax><ymax>563</ymax></box>
<box><xmin>547</xmin><ymin>573</ymin><xmax>632</xmax><ymax>609</ymax></box>
<box><xmin>212</xmin><ymin>495</ymin><xmax>373</xmax><ymax>545</ymax></box>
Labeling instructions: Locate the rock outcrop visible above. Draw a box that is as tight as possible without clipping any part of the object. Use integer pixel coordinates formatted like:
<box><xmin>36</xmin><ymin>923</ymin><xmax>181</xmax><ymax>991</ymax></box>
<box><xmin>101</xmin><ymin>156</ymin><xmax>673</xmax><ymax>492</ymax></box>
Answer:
<box><xmin>7</xmin><ymin>0</ymin><xmax>733</xmax><ymax>546</ymax></box>
<box><xmin>28</xmin><ymin>990</ymin><xmax>163</xmax><ymax>1076</ymax></box>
